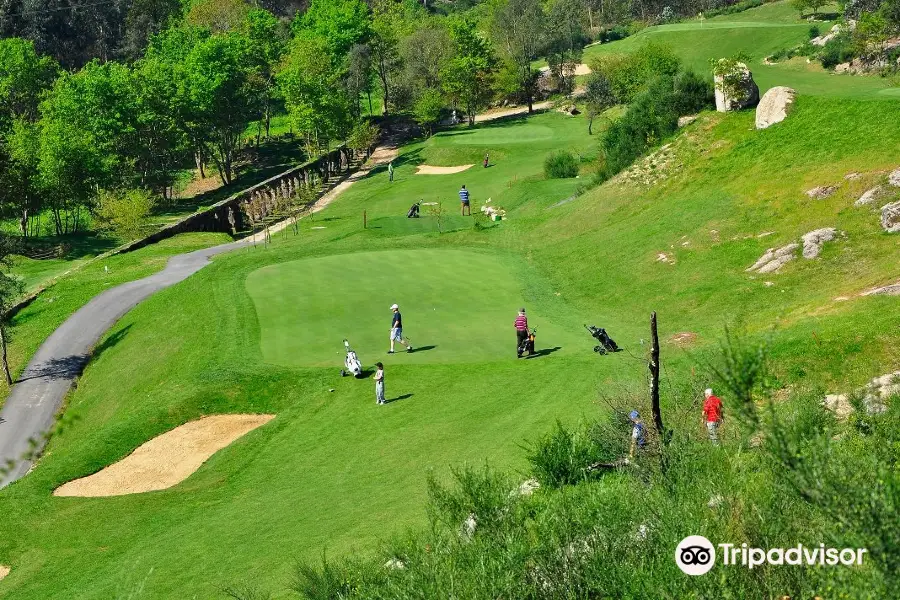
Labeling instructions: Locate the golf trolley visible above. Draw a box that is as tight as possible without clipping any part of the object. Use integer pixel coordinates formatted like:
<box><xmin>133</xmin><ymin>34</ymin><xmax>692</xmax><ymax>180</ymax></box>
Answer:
<box><xmin>585</xmin><ymin>325</ymin><xmax>620</xmax><ymax>355</ymax></box>
<box><xmin>340</xmin><ymin>339</ymin><xmax>364</xmax><ymax>378</ymax></box>
<box><xmin>518</xmin><ymin>327</ymin><xmax>537</xmax><ymax>357</ymax></box>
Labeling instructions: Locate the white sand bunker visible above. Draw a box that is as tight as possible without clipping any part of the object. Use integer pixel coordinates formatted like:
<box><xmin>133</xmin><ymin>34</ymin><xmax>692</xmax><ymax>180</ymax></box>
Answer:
<box><xmin>0</xmin><ymin>565</ymin><xmax>9</xmax><ymax>582</ymax></box>
<box><xmin>416</xmin><ymin>164</ymin><xmax>474</xmax><ymax>175</ymax></box>
<box><xmin>54</xmin><ymin>414</ymin><xmax>274</xmax><ymax>497</ymax></box>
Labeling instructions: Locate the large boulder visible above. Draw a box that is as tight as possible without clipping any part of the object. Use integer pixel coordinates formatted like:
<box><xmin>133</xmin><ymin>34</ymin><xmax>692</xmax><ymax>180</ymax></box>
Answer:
<box><xmin>801</xmin><ymin>227</ymin><xmax>837</xmax><ymax>259</ymax></box>
<box><xmin>755</xmin><ymin>86</ymin><xmax>796</xmax><ymax>129</ymax></box>
<box><xmin>714</xmin><ymin>61</ymin><xmax>760</xmax><ymax>112</ymax></box>
<box><xmin>889</xmin><ymin>167</ymin><xmax>900</xmax><ymax>187</ymax></box>
<box><xmin>881</xmin><ymin>201</ymin><xmax>900</xmax><ymax>232</ymax></box>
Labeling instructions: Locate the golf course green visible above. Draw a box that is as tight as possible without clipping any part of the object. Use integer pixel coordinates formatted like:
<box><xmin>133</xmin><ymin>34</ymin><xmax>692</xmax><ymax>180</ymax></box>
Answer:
<box><xmin>0</xmin><ymin>5</ymin><xmax>899</xmax><ymax>593</ymax></box>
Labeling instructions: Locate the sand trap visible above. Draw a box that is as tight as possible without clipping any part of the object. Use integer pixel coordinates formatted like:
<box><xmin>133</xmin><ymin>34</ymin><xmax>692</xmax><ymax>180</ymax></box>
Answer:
<box><xmin>539</xmin><ymin>63</ymin><xmax>592</xmax><ymax>76</ymax></box>
<box><xmin>54</xmin><ymin>414</ymin><xmax>274</xmax><ymax>497</ymax></box>
<box><xmin>0</xmin><ymin>565</ymin><xmax>9</xmax><ymax>582</ymax></box>
<box><xmin>416</xmin><ymin>164</ymin><xmax>474</xmax><ymax>175</ymax></box>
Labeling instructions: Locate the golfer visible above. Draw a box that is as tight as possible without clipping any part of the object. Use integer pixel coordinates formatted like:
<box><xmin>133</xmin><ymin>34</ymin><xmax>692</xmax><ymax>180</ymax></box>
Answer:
<box><xmin>389</xmin><ymin>303</ymin><xmax>413</xmax><ymax>353</ymax></box>
<box><xmin>514</xmin><ymin>308</ymin><xmax>529</xmax><ymax>358</ymax></box>
<box><xmin>388</xmin><ymin>161</ymin><xmax>394</xmax><ymax>182</ymax></box>
<box><xmin>702</xmin><ymin>388</ymin><xmax>723</xmax><ymax>444</ymax></box>
<box><xmin>459</xmin><ymin>184</ymin><xmax>471</xmax><ymax>216</ymax></box>
<box><xmin>374</xmin><ymin>362</ymin><xmax>385</xmax><ymax>405</ymax></box>
<box><xmin>483</xmin><ymin>153</ymin><xmax>489</xmax><ymax>168</ymax></box>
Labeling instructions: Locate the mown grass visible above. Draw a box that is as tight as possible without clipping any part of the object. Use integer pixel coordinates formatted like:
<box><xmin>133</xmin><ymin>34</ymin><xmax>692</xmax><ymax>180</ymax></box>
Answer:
<box><xmin>0</xmin><ymin>89</ymin><xmax>898</xmax><ymax>599</ymax></box>
<box><xmin>584</xmin><ymin>1</ymin><xmax>893</xmax><ymax>98</ymax></box>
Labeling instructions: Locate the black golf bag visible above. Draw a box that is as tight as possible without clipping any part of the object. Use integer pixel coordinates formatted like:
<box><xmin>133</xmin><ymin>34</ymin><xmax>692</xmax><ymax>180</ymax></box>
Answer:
<box><xmin>407</xmin><ymin>202</ymin><xmax>421</xmax><ymax>218</ymax></box>
<box><xmin>585</xmin><ymin>325</ymin><xmax>619</xmax><ymax>354</ymax></box>
<box><xmin>518</xmin><ymin>327</ymin><xmax>536</xmax><ymax>357</ymax></box>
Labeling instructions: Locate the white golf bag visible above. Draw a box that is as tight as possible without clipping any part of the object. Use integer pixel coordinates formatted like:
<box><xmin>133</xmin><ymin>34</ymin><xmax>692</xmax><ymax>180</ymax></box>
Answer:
<box><xmin>341</xmin><ymin>339</ymin><xmax>363</xmax><ymax>378</ymax></box>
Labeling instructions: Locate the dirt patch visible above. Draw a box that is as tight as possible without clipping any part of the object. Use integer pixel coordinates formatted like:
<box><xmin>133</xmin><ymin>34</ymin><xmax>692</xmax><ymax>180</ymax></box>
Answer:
<box><xmin>54</xmin><ymin>414</ymin><xmax>274</xmax><ymax>497</ymax></box>
<box><xmin>415</xmin><ymin>164</ymin><xmax>474</xmax><ymax>175</ymax></box>
<box><xmin>668</xmin><ymin>332</ymin><xmax>698</xmax><ymax>347</ymax></box>
<box><xmin>0</xmin><ymin>565</ymin><xmax>9</xmax><ymax>582</ymax></box>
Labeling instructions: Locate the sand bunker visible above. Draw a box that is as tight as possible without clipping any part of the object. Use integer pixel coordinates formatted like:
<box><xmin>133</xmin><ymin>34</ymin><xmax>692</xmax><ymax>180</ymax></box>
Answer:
<box><xmin>416</xmin><ymin>164</ymin><xmax>474</xmax><ymax>175</ymax></box>
<box><xmin>0</xmin><ymin>565</ymin><xmax>9</xmax><ymax>582</ymax></box>
<box><xmin>54</xmin><ymin>414</ymin><xmax>274</xmax><ymax>497</ymax></box>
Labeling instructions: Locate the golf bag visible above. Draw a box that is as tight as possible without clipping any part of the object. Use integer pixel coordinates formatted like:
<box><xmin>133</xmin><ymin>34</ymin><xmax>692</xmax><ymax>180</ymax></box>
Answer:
<box><xmin>518</xmin><ymin>327</ymin><xmax>536</xmax><ymax>357</ymax></box>
<box><xmin>341</xmin><ymin>339</ymin><xmax>363</xmax><ymax>377</ymax></box>
<box><xmin>407</xmin><ymin>202</ymin><xmax>421</xmax><ymax>218</ymax></box>
<box><xmin>585</xmin><ymin>325</ymin><xmax>619</xmax><ymax>355</ymax></box>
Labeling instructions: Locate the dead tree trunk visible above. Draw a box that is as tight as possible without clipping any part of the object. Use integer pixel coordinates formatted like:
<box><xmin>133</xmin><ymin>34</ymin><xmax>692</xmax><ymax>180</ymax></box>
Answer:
<box><xmin>1</xmin><ymin>324</ymin><xmax>12</xmax><ymax>385</ymax></box>
<box><xmin>649</xmin><ymin>311</ymin><xmax>664</xmax><ymax>439</ymax></box>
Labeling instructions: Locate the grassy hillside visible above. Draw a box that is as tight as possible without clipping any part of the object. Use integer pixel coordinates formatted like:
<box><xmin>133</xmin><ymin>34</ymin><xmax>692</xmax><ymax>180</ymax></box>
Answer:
<box><xmin>0</xmin><ymin>89</ymin><xmax>897</xmax><ymax>597</ymax></box>
<box><xmin>584</xmin><ymin>1</ymin><xmax>895</xmax><ymax>98</ymax></box>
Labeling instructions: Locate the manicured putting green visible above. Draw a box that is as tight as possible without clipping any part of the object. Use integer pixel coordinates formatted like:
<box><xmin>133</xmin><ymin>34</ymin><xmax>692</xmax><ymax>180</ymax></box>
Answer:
<box><xmin>444</xmin><ymin>124</ymin><xmax>556</xmax><ymax>145</ymax></box>
<box><xmin>247</xmin><ymin>249</ymin><xmax>584</xmax><ymax>366</ymax></box>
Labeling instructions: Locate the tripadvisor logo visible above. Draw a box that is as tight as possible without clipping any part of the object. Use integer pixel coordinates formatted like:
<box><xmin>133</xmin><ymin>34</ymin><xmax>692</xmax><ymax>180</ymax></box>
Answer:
<box><xmin>675</xmin><ymin>536</ymin><xmax>868</xmax><ymax>575</ymax></box>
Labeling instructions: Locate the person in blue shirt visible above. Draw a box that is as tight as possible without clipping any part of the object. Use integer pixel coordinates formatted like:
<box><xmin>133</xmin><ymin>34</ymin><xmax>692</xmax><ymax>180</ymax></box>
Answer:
<box><xmin>388</xmin><ymin>303</ymin><xmax>413</xmax><ymax>354</ymax></box>
<box><xmin>459</xmin><ymin>185</ymin><xmax>471</xmax><ymax>216</ymax></box>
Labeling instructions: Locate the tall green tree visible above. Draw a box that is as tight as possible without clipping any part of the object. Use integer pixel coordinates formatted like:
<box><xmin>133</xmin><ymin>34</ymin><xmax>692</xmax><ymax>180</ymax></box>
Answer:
<box><xmin>442</xmin><ymin>17</ymin><xmax>495</xmax><ymax>125</ymax></box>
<box><xmin>545</xmin><ymin>0</ymin><xmax>587</xmax><ymax>94</ymax></box>
<box><xmin>183</xmin><ymin>32</ymin><xmax>264</xmax><ymax>185</ymax></box>
<box><xmin>244</xmin><ymin>8</ymin><xmax>287</xmax><ymax>142</ymax></box>
<box><xmin>293</xmin><ymin>0</ymin><xmax>371</xmax><ymax>60</ymax></box>
<box><xmin>370</xmin><ymin>0</ymin><xmax>405</xmax><ymax>115</ymax></box>
<box><xmin>277</xmin><ymin>35</ymin><xmax>353</xmax><ymax>155</ymax></box>
<box><xmin>0</xmin><ymin>233</ymin><xmax>23</xmax><ymax>384</ymax></box>
<box><xmin>490</xmin><ymin>0</ymin><xmax>545</xmax><ymax>112</ymax></box>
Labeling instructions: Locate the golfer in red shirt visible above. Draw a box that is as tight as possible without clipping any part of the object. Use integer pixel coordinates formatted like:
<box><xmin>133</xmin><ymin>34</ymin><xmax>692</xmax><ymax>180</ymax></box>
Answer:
<box><xmin>703</xmin><ymin>389</ymin><xmax>723</xmax><ymax>445</ymax></box>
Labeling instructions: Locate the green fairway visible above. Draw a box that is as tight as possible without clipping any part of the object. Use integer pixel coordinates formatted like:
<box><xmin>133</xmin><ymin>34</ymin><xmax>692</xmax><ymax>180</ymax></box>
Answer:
<box><xmin>584</xmin><ymin>1</ymin><xmax>893</xmax><ymax>98</ymax></box>
<box><xmin>249</xmin><ymin>249</ymin><xmax>585</xmax><ymax>366</ymax></box>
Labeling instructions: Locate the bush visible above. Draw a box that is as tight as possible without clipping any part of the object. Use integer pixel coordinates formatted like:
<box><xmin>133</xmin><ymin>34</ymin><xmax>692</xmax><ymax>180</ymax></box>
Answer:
<box><xmin>672</xmin><ymin>69</ymin><xmax>714</xmax><ymax>115</ymax></box>
<box><xmin>94</xmin><ymin>188</ymin><xmax>156</xmax><ymax>238</ymax></box>
<box><xmin>544</xmin><ymin>150</ymin><xmax>579</xmax><ymax>179</ymax></box>
<box><xmin>590</xmin><ymin>42</ymin><xmax>680</xmax><ymax>103</ymax></box>
<box><xmin>819</xmin><ymin>34</ymin><xmax>855</xmax><ymax>68</ymax></box>
<box><xmin>808</xmin><ymin>24</ymin><xmax>821</xmax><ymax>39</ymax></box>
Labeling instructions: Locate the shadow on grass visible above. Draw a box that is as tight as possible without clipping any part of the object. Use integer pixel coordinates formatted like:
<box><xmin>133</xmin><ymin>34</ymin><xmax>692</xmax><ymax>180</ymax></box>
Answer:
<box><xmin>411</xmin><ymin>345</ymin><xmax>436</xmax><ymax>353</ymax></box>
<box><xmin>92</xmin><ymin>325</ymin><xmax>132</xmax><ymax>363</ymax></box>
<box><xmin>526</xmin><ymin>346</ymin><xmax>563</xmax><ymax>359</ymax></box>
<box><xmin>384</xmin><ymin>393</ymin><xmax>413</xmax><ymax>404</ymax></box>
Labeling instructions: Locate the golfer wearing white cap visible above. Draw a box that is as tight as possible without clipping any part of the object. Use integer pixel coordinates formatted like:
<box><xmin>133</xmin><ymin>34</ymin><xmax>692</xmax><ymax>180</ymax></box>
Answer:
<box><xmin>389</xmin><ymin>303</ymin><xmax>413</xmax><ymax>354</ymax></box>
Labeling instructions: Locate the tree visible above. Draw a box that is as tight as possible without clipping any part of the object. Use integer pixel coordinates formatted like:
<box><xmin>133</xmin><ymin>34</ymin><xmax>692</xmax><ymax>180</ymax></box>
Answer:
<box><xmin>401</xmin><ymin>26</ymin><xmax>452</xmax><ymax>92</ymax></box>
<box><xmin>583</xmin><ymin>72</ymin><xmax>616</xmax><ymax>134</ymax></box>
<box><xmin>490</xmin><ymin>0</ymin><xmax>545</xmax><ymax>112</ymax></box>
<box><xmin>185</xmin><ymin>0</ymin><xmax>252</xmax><ymax>33</ymax></box>
<box><xmin>442</xmin><ymin>17</ymin><xmax>495</xmax><ymax>125</ymax></box>
<box><xmin>122</xmin><ymin>0</ymin><xmax>183</xmax><ymax>59</ymax></box>
<box><xmin>0</xmin><ymin>233</ymin><xmax>23</xmax><ymax>385</ymax></box>
<box><xmin>545</xmin><ymin>0</ymin><xmax>588</xmax><ymax>95</ymax></box>
<box><xmin>413</xmin><ymin>88</ymin><xmax>445</xmax><ymax>135</ymax></box>
<box><xmin>347</xmin><ymin>43</ymin><xmax>374</xmax><ymax>117</ymax></box>
<box><xmin>2</xmin><ymin>119</ymin><xmax>43</xmax><ymax>236</ymax></box>
<box><xmin>244</xmin><ymin>8</ymin><xmax>287</xmax><ymax>142</ymax></box>
<box><xmin>183</xmin><ymin>32</ymin><xmax>265</xmax><ymax>185</ymax></box>
<box><xmin>791</xmin><ymin>0</ymin><xmax>810</xmax><ymax>17</ymax></box>
<box><xmin>293</xmin><ymin>0</ymin><xmax>371</xmax><ymax>60</ymax></box>
<box><xmin>370</xmin><ymin>0</ymin><xmax>405</xmax><ymax>115</ymax></box>
<box><xmin>277</xmin><ymin>35</ymin><xmax>353</xmax><ymax>156</ymax></box>
<box><xmin>94</xmin><ymin>188</ymin><xmax>156</xmax><ymax>238</ymax></box>
<box><xmin>0</xmin><ymin>38</ymin><xmax>59</xmax><ymax>127</ymax></box>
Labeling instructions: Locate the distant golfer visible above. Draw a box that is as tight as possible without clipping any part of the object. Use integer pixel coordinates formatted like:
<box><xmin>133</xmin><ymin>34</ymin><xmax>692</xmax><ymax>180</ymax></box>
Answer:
<box><xmin>374</xmin><ymin>362</ymin><xmax>385</xmax><ymax>405</ymax></box>
<box><xmin>514</xmin><ymin>308</ymin><xmax>529</xmax><ymax>358</ymax></box>
<box><xmin>703</xmin><ymin>388</ymin><xmax>723</xmax><ymax>444</ymax></box>
<box><xmin>459</xmin><ymin>184</ymin><xmax>471</xmax><ymax>216</ymax></box>
<box><xmin>483</xmin><ymin>153</ymin><xmax>489</xmax><ymax>168</ymax></box>
<box><xmin>629</xmin><ymin>410</ymin><xmax>646</xmax><ymax>458</ymax></box>
<box><xmin>388</xmin><ymin>161</ymin><xmax>394</xmax><ymax>182</ymax></box>
<box><xmin>389</xmin><ymin>303</ymin><xmax>413</xmax><ymax>353</ymax></box>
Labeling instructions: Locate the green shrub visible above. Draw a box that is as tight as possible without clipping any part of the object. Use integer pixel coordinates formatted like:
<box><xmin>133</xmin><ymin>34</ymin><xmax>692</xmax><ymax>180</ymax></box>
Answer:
<box><xmin>808</xmin><ymin>24</ymin><xmax>821</xmax><ymax>39</ymax></box>
<box><xmin>819</xmin><ymin>34</ymin><xmax>855</xmax><ymax>68</ymax></box>
<box><xmin>672</xmin><ymin>70</ymin><xmax>714</xmax><ymax>115</ymax></box>
<box><xmin>94</xmin><ymin>188</ymin><xmax>156</xmax><ymax>238</ymax></box>
<box><xmin>589</xmin><ymin>42</ymin><xmax>680</xmax><ymax>103</ymax></box>
<box><xmin>544</xmin><ymin>150</ymin><xmax>579</xmax><ymax>179</ymax></box>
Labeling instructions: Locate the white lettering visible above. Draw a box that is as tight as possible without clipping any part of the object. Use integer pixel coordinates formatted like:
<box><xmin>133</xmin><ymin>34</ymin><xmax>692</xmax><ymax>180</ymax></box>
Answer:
<box><xmin>839</xmin><ymin>549</ymin><xmax>856</xmax><ymax>565</ymax></box>
<box><xmin>748</xmin><ymin>548</ymin><xmax>766</xmax><ymax>569</ymax></box>
<box><xmin>718</xmin><ymin>544</ymin><xmax>733</xmax><ymax>565</ymax></box>
<box><xmin>826</xmin><ymin>548</ymin><xmax>839</xmax><ymax>565</ymax></box>
<box><xmin>767</xmin><ymin>548</ymin><xmax>784</xmax><ymax>565</ymax></box>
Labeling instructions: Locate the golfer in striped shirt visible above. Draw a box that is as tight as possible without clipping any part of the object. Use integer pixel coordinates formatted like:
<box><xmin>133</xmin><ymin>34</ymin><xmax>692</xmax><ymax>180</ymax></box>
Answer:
<box><xmin>459</xmin><ymin>184</ymin><xmax>471</xmax><ymax>216</ymax></box>
<box><xmin>515</xmin><ymin>308</ymin><xmax>529</xmax><ymax>358</ymax></box>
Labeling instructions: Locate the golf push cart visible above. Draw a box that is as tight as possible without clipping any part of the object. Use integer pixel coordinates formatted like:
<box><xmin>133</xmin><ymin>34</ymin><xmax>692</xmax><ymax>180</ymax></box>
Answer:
<box><xmin>585</xmin><ymin>325</ymin><xmax>620</xmax><ymax>355</ymax></box>
<box><xmin>340</xmin><ymin>339</ymin><xmax>364</xmax><ymax>378</ymax></box>
<box><xmin>518</xmin><ymin>327</ymin><xmax>537</xmax><ymax>358</ymax></box>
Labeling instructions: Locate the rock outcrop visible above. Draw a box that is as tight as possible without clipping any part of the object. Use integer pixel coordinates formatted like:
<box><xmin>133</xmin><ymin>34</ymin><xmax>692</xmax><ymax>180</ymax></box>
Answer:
<box><xmin>889</xmin><ymin>167</ymin><xmax>900</xmax><ymax>187</ymax></box>
<box><xmin>801</xmin><ymin>227</ymin><xmax>837</xmax><ymax>259</ymax></box>
<box><xmin>714</xmin><ymin>62</ymin><xmax>760</xmax><ymax>112</ymax></box>
<box><xmin>747</xmin><ymin>243</ymin><xmax>799</xmax><ymax>273</ymax></box>
<box><xmin>862</xmin><ymin>280</ymin><xmax>900</xmax><ymax>296</ymax></box>
<box><xmin>824</xmin><ymin>372</ymin><xmax>900</xmax><ymax>418</ymax></box>
<box><xmin>855</xmin><ymin>186</ymin><xmax>883</xmax><ymax>206</ymax></box>
<box><xmin>881</xmin><ymin>201</ymin><xmax>900</xmax><ymax>232</ymax></box>
<box><xmin>755</xmin><ymin>86</ymin><xmax>796</xmax><ymax>129</ymax></box>
<box><xmin>806</xmin><ymin>185</ymin><xmax>837</xmax><ymax>199</ymax></box>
